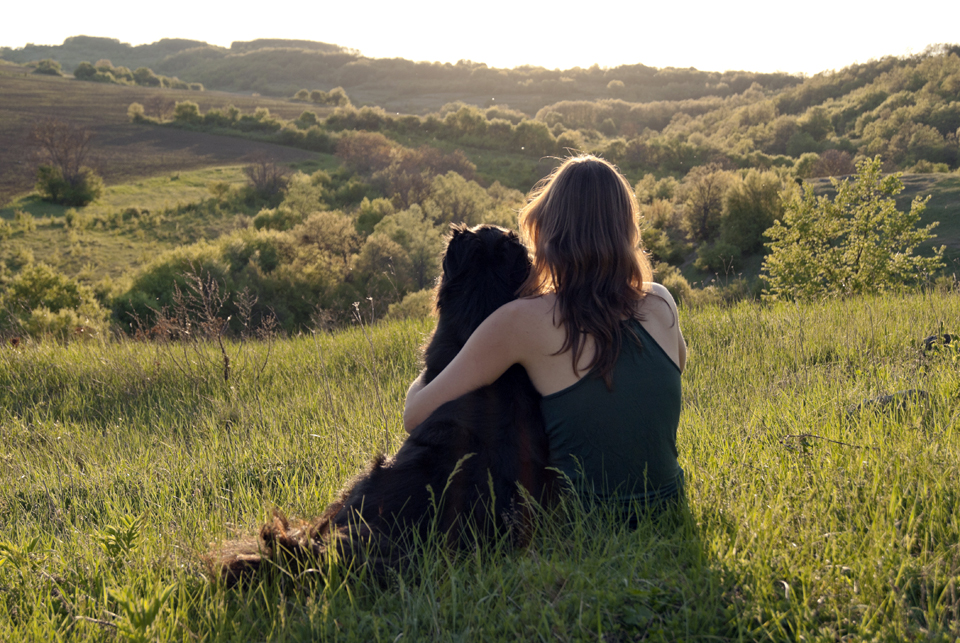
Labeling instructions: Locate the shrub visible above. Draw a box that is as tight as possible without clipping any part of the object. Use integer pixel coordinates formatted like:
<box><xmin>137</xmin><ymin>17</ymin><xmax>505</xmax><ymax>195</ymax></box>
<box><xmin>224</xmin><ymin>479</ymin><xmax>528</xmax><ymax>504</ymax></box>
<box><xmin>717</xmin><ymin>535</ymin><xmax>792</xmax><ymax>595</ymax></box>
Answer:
<box><xmin>679</xmin><ymin>164</ymin><xmax>733</xmax><ymax>243</ymax></box>
<box><xmin>253</xmin><ymin>207</ymin><xmax>302</xmax><ymax>232</ymax></box>
<box><xmin>35</xmin><ymin>165</ymin><xmax>103</xmax><ymax>207</ymax></box>
<box><xmin>243</xmin><ymin>156</ymin><xmax>290</xmax><ymax>202</ymax></box>
<box><xmin>33</xmin><ymin>59</ymin><xmax>62</xmax><ymax>76</ymax></box>
<box><xmin>694</xmin><ymin>240</ymin><xmax>742</xmax><ymax>273</ymax></box>
<box><xmin>763</xmin><ymin>156</ymin><xmax>945</xmax><ymax>299</ymax></box>
<box><xmin>127</xmin><ymin>102</ymin><xmax>146</xmax><ymax>123</ymax></box>
<box><xmin>386</xmin><ymin>288</ymin><xmax>434</xmax><ymax>320</ymax></box>
<box><xmin>29</xmin><ymin>119</ymin><xmax>104</xmax><ymax>206</ymax></box>
<box><xmin>0</xmin><ymin>263</ymin><xmax>108</xmax><ymax>339</ymax></box>
<box><xmin>173</xmin><ymin>101</ymin><xmax>201</xmax><ymax>124</ymax></box>
<box><xmin>73</xmin><ymin>61</ymin><xmax>97</xmax><ymax>80</ymax></box>
<box><xmin>718</xmin><ymin>169</ymin><xmax>787</xmax><ymax>255</ymax></box>
<box><xmin>653</xmin><ymin>264</ymin><xmax>692</xmax><ymax>305</ymax></box>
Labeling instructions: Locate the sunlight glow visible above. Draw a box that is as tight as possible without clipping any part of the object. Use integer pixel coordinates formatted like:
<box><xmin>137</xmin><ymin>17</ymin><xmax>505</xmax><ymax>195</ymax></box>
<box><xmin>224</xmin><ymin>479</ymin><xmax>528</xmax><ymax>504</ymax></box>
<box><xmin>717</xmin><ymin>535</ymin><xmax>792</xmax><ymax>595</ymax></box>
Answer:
<box><xmin>3</xmin><ymin>0</ymin><xmax>959</xmax><ymax>74</ymax></box>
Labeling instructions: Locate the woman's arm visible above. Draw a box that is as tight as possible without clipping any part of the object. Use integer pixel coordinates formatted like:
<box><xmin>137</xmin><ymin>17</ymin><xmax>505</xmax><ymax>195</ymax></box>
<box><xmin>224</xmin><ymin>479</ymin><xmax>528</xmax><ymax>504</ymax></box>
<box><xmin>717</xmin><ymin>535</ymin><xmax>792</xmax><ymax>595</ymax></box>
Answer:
<box><xmin>403</xmin><ymin>300</ymin><xmax>534</xmax><ymax>432</ymax></box>
<box><xmin>642</xmin><ymin>282</ymin><xmax>687</xmax><ymax>373</ymax></box>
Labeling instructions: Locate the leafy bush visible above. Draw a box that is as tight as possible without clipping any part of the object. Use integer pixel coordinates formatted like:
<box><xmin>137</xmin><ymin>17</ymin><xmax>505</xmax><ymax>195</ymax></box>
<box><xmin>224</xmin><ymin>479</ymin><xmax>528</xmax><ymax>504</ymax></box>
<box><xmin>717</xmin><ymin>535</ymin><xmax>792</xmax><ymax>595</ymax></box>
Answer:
<box><xmin>127</xmin><ymin>102</ymin><xmax>146</xmax><ymax>122</ymax></box>
<box><xmin>0</xmin><ymin>263</ymin><xmax>108</xmax><ymax>339</ymax></box>
<box><xmin>172</xmin><ymin>101</ymin><xmax>201</xmax><ymax>124</ymax></box>
<box><xmin>386</xmin><ymin>288</ymin><xmax>434</xmax><ymax>320</ymax></box>
<box><xmin>694</xmin><ymin>240</ymin><xmax>742</xmax><ymax>274</ymax></box>
<box><xmin>32</xmin><ymin>59</ymin><xmax>62</xmax><ymax>76</ymax></box>
<box><xmin>653</xmin><ymin>263</ymin><xmax>692</xmax><ymax>305</ymax></box>
<box><xmin>763</xmin><ymin>156</ymin><xmax>945</xmax><ymax>299</ymax></box>
<box><xmin>717</xmin><ymin>169</ymin><xmax>787</xmax><ymax>255</ymax></box>
<box><xmin>34</xmin><ymin>165</ymin><xmax>103</xmax><ymax>206</ymax></box>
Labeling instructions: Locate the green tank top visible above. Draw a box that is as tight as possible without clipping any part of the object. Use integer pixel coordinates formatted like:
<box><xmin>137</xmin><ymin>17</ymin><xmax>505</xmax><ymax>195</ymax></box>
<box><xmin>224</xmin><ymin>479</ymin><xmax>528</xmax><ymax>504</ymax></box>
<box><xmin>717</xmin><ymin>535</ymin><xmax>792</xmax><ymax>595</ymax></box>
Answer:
<box><xmin>540</xmin><ymin>318</ymin><xmax>683</xmax><ymax>506</ymax></box>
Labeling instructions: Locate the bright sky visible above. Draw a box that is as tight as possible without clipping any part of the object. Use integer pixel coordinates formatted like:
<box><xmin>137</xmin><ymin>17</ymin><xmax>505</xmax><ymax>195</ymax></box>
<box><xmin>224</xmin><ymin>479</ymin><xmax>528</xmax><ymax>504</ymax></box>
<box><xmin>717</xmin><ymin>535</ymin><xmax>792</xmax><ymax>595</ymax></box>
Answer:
<box><xmin>3</xmin><ymin>0</ymin><xmax>959</xmax><ymax>75</ymax></box>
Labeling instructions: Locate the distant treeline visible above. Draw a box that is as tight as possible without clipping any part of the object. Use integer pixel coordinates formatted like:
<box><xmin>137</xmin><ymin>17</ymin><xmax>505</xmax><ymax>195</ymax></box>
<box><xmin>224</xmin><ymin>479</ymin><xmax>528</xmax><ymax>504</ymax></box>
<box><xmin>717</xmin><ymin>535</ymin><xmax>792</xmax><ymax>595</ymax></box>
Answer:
<box><xmin>1</xmin><ymin>35</ymin><xmax>801</xmax><ymax>112</ymax></box>
<box><xmin>136</xmin><ymin>44</ymin><xmax>960</xmax><ymax>187</ymax></box>
<box><xmin>74</xmin><ymin>59</ymin><xmax>202</xmax><ymax>90</ymax></box>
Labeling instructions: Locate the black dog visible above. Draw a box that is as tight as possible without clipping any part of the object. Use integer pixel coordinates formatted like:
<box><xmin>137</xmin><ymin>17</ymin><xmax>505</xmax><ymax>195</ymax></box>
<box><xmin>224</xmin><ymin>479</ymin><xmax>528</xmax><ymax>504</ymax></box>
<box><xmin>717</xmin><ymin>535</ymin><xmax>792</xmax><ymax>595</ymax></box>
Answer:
<box><xmin>212</xmin><ymin>224</ymin><xmax>557</xmax><ymax>584</ymax></box>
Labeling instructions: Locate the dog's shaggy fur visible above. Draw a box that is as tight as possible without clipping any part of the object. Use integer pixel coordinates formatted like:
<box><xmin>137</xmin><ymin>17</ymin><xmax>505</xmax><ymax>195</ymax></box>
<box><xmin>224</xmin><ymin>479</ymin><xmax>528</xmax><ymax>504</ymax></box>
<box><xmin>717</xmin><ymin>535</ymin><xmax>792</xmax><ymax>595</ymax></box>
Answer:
<box><xmin>211</xmin><ymin>225</ymin><xmax>557</xmax><ymax>585</ymax></box>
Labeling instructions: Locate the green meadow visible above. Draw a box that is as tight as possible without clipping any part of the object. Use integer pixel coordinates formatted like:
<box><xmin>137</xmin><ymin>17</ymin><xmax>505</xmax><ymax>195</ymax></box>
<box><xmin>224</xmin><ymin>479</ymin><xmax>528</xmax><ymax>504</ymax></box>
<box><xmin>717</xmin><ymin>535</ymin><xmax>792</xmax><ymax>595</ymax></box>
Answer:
<box><xmin>2</xmin><ymin>291</ymin><xmax>958</xmax><ymax>641</ymax></box>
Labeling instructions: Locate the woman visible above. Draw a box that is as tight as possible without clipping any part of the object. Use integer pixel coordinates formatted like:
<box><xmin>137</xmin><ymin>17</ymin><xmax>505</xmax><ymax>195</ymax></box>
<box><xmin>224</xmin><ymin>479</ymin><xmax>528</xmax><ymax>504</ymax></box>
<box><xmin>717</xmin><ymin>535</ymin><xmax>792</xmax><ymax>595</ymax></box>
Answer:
<box><xmin>404</xmin><ymin>155</ymin><xmax>687</xmax><ymax>518</ymax></box>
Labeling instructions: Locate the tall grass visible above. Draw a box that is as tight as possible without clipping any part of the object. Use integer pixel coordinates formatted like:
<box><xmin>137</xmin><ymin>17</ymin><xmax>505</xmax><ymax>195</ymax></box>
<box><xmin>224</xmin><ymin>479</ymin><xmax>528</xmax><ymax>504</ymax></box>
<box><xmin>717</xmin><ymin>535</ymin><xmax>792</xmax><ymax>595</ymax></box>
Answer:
<box><xmin>1</xmin><ymin>292</ymin><xmax>958</xmax><ymax>641</ymax></box>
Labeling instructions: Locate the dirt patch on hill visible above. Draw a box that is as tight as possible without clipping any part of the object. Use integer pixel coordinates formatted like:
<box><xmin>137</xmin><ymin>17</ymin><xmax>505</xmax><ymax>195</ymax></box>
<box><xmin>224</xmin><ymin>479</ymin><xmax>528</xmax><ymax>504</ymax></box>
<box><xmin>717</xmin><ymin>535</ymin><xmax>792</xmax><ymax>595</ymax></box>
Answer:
<box><xmin>0</xmin><ymin>68</ymin><xmax>323</xmax><ymax>205</ymax></box>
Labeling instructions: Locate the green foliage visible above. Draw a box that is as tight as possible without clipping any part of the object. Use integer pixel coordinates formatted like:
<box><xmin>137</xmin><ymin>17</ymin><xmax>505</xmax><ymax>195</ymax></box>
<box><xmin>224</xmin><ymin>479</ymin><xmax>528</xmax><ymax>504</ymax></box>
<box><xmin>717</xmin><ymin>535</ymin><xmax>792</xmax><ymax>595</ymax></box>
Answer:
<box><xmin>96</xmin><ymin>514</ymin><xmax>145</xmax><ymax>559</ymax></box>
<box><xmin>386</xmin><ymin>288</ymin><xmax>434</xmax><ymax>320</ymax></box>
<box><xmin>172</xmin><ymin>100</ymin><xmax>201</xmax><ymax>124</ymax></box>
<box><xmin>243</xmin><ymin>156</ymin><xmax>290</xmax><ymax>203</ymax></box>
<box><xmin>73</xmin><ymin>60</ymin><xmax>96</xmax><ymax>80</ymax></box>
<box><xmin>694</xmin><ymin>239</ymin><xmax>742</xmax><ymax>274</ymax></box>
<box><xmin>371</xmin><ymin>205</ymin><xmax>444</xmax><ymax>290</ymax></box>
<box><xmin>0</xmin><ymin>262</ymin><xmax>109</xmax><ymax>338</ymax></box>
<box><xmin>127</xmin><ymin>101</ymin><xmax>146</xmax><ymax>122</ymax></box>
<box><xmin>355</xmin><ymin>196</ymin><xmax>396</xmax><ymax>236</ymax></box>
<box><xmin>115</xmin><ymin>206</ymin><xmax>373</xmax><ymax>332</ymax></box>
<box><xmin>0</xmin><ymin>536</ymin><xmax>47</xmax><ymax>572</ymax></box>
<box><xmin>718</xmin><ymin>169</ymin><xmax>788</xmax><ymax>254</ymax></box>
<box><xmin>763</xmin><ymin>156</ymin><xmax>945</xmax><ymax>299</ymax></box>
<box><xmin>679</xmin><ymin>164</ymin><xmax>733</xmax><ymax>243</ymax></box>
<box><xmin>653</xmin><ymin>263</ymin><xmax>692</xmax><ymax>304</ymax></box>
<box><xmin>32</xmin><ymin>59</ymin><xmax>62</xmax><ymax>76</ymax></box>
<box><xmin>2</xmin><ymin>293</ymin><xmax>960</xmax><ymax>639</ymax></box>
<box><xmin>34</xmin><ymin>164</ymin><xmax>104</xmax><ymax>206</ymax></box>
<box><xmin>133</xmin><ymin>66</ymin><xmax>160</xmax><ymax>86</ymax></box>
<box><xmin>422</xmin><ymin>171</ymin><xmax>492</xmax><ymax>226</ymax></box>
<box><xmin>639</xmin><ymin>199</ymin><xmax>688</xmax><ymax>265</ymax></box>
<box><xmin>252</xmin><ymin>206</ymin><xmax>302</xmax><ymax>231</ymax></box>
<box><xmin>109</xmin><ymin>582</ymin><xmax>176</xmax><ymax>643</ymax></box>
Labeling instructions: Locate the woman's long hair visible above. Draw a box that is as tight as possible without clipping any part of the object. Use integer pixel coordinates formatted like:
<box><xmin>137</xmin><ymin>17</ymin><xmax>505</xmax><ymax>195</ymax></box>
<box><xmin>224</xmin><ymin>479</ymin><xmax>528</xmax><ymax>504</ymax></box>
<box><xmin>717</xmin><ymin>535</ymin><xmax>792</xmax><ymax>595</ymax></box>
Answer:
<box><xmin>518</xmin><ymin>155</ymin><xmax>653</xmax><ymax>385</ymax></box>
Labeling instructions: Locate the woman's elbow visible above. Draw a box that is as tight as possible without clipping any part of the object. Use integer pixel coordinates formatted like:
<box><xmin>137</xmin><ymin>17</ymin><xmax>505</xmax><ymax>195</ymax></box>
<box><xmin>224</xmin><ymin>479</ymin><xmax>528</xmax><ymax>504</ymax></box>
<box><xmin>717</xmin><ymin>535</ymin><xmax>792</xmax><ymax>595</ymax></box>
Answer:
<box><xmin>402</xmin><ymin>410</ymin><xmax>417</xmax><ymax>434</ymax></box>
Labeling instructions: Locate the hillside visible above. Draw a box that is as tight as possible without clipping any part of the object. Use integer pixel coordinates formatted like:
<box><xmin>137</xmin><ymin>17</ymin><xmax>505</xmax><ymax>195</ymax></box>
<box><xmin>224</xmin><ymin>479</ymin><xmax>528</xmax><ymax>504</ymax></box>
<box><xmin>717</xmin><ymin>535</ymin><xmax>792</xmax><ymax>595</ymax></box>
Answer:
<box><xmin>2</xmin><ymin>44</ymin><xmax>959</xmax><ymax>339</ymax></box>
<box><xmin>0</xmin><ymin>64</ymin><xmax>321</xmax><ymax>204</ymax></box>
<box><xmin>2</xmin><ymin>293</ymin><xmax>959</xmax><ymax>639</ymax></box>
<box><xmin>1</xmin><ymin>35</ymin><xmax>802</xmax><ymax>114</ymax></box>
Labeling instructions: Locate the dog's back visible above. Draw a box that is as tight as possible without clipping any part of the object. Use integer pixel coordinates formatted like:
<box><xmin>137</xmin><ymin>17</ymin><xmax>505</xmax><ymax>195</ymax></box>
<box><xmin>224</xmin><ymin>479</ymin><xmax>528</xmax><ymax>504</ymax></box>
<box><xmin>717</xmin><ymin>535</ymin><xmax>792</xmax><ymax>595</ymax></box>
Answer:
<box><xmin>213</xmin><ymin>225</ymin><xmax>556</xmax><ymax>584</ymax></box>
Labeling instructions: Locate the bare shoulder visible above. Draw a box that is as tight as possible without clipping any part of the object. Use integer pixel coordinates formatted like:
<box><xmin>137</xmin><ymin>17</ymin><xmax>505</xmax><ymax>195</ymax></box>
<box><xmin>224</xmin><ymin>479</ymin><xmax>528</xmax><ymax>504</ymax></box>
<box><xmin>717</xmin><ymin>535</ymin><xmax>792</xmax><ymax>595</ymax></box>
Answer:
<box><xmin>496</xmin><ymin>294</ymin><xmax>557</xmax><ymax>327</ymax></box>
<box><xmin>638</xmin><ymin>282</ymin><xmax>680</xmax><ymax>327</ymax></box>
<box><xmin>637</xmin><ymin>282</ymin><xmax>686</xmax><ymax>371</ymax></box>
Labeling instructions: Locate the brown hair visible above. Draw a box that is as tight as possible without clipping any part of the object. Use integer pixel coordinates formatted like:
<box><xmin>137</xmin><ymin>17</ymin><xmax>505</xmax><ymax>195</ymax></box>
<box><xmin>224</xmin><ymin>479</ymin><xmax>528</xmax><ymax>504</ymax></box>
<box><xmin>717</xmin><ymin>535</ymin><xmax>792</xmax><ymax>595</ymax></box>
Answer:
<box><xmin>518</xmin><ymin>155</ymin><xmax>653</xmax><ymax>384</ymax></box>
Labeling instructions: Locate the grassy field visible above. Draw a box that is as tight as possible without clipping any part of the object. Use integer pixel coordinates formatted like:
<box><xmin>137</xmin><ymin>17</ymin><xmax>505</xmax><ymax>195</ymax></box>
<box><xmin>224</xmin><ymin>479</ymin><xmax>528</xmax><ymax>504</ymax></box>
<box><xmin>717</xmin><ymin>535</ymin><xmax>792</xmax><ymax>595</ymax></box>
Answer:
<box><xmin>0</xmin><ymin>66</ymin><xmax>324</xmax><ymax>206</ymax></box>
<box><xmin>0</xmin><ymin>158</ymin><xmax>337</xmax><ymax>283</ymax></box>
<box><xmin>1</xmin><ymin>291</ymin><xmax>958</xmax><ymax>640</ymax></box>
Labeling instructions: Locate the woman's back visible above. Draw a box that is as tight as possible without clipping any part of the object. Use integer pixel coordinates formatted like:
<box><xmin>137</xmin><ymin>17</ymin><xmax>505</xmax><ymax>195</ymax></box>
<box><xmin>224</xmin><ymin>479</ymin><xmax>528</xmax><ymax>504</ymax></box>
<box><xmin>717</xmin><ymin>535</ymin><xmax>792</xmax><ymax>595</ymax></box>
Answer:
<box><xmin>404</xmin><ymin>155</ymin><xmax>688</xmax><ymax>509</ymax></box>
<box><xmin>499</xmin><ymin>284</ymin><xmax>684</xmax><ymax>399</ymax></box>
<box><xmin>541</xmin><ymin>316</ymin><xmax>682</xmax><ymax>503</ymax></box>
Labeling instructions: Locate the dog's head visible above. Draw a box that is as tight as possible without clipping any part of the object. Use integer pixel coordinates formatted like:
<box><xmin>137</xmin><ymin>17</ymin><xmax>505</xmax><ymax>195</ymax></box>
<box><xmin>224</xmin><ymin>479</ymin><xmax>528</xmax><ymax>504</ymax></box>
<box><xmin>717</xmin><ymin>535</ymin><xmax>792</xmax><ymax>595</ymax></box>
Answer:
<box><xmin>432</xmin><ymin>224</ymin><xmax>532</xmax><ymax>351</ymax></box>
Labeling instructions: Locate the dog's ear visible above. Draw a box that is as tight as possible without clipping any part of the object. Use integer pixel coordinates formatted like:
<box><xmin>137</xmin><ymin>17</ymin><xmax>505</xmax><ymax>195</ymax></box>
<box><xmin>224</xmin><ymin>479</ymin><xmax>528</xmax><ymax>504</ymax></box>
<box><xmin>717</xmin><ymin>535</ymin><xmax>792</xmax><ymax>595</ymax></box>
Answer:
<box><xmin>442</xmin><ymin>224</ymin><xmax>477</xmax><ymax>277</ymax></box>
<box><xmin>497</xmin><ymin>232</ymin><xmax>532</xmax><ymax>290</ymax></box>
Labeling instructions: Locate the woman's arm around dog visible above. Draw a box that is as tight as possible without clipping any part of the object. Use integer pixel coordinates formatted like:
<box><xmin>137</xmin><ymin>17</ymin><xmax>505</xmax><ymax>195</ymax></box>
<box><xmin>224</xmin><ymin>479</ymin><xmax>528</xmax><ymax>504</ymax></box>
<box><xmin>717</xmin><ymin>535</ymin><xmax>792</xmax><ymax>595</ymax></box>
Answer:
<box><xmin>403</xmin><ymin>286</ymin><xmax>686</xmax><ymax>433</ymax></box>
<box><xmin>404</xmin><ymin>296</ymin><xmax>553</xmax><ymax>432</ymax></box>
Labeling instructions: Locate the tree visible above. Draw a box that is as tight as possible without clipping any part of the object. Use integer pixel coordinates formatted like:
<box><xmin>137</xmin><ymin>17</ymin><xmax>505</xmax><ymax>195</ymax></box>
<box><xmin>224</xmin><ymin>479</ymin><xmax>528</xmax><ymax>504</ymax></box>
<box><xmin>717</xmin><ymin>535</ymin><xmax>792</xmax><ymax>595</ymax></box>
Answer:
<box><xmin>422</xmin><ymin>171</ymin><xmax>493</xmax><ymax>226</ymax></box>
<box><xmin>172</xmin><ymin>101</ymin><xmax>201</xmax><ymax>124</ymax></box>
<box><xmin>133</xmin><ymin>67</ymin><xmax>161</xmax><ymax>87</ymax></box>
<box><xmin>762</xmin><ymin>156</ymin><xmax>944</xmax><ymax>300</ymax></box>
<box><xmin>810</xmin><ymin>149</ymin><xmax>855</xmax><ymax>177</ymax></box>
<box><xmin>29</xmin><ymin>119</ymin><xmax>103</xmax><ymax>206</ymax></box>
<box><xmin>33</xmin><ymin>59</ymin><xmax>62</xmax><ymax>76</ymax></box>
<box><xmin>372</xmin><ymin>205</ymin><xmax>444</xmax><ymax>289</ymax></box>
<box><xmin>243</xmin><ymin>155</ymin><xmax>290</xmax><ymax>202</ymax></box>
<box><xmin>719</xmin><ymin>169</ymin><xmax>787</xmax><ymax>254</ymax></box>
<box><xmin>73</xmin><ymin>61</ymin><xmax>97</xmax><ymax>80</ymax></box>
<box><xmin>679</xmin><ymin>164</ymin><xmax>732</xmax><ymax>243</ymax></box>
<box><xmin>0</xmin><ymin>263</ymin><xmax>108</xmax><ymax>339</ymax></box>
